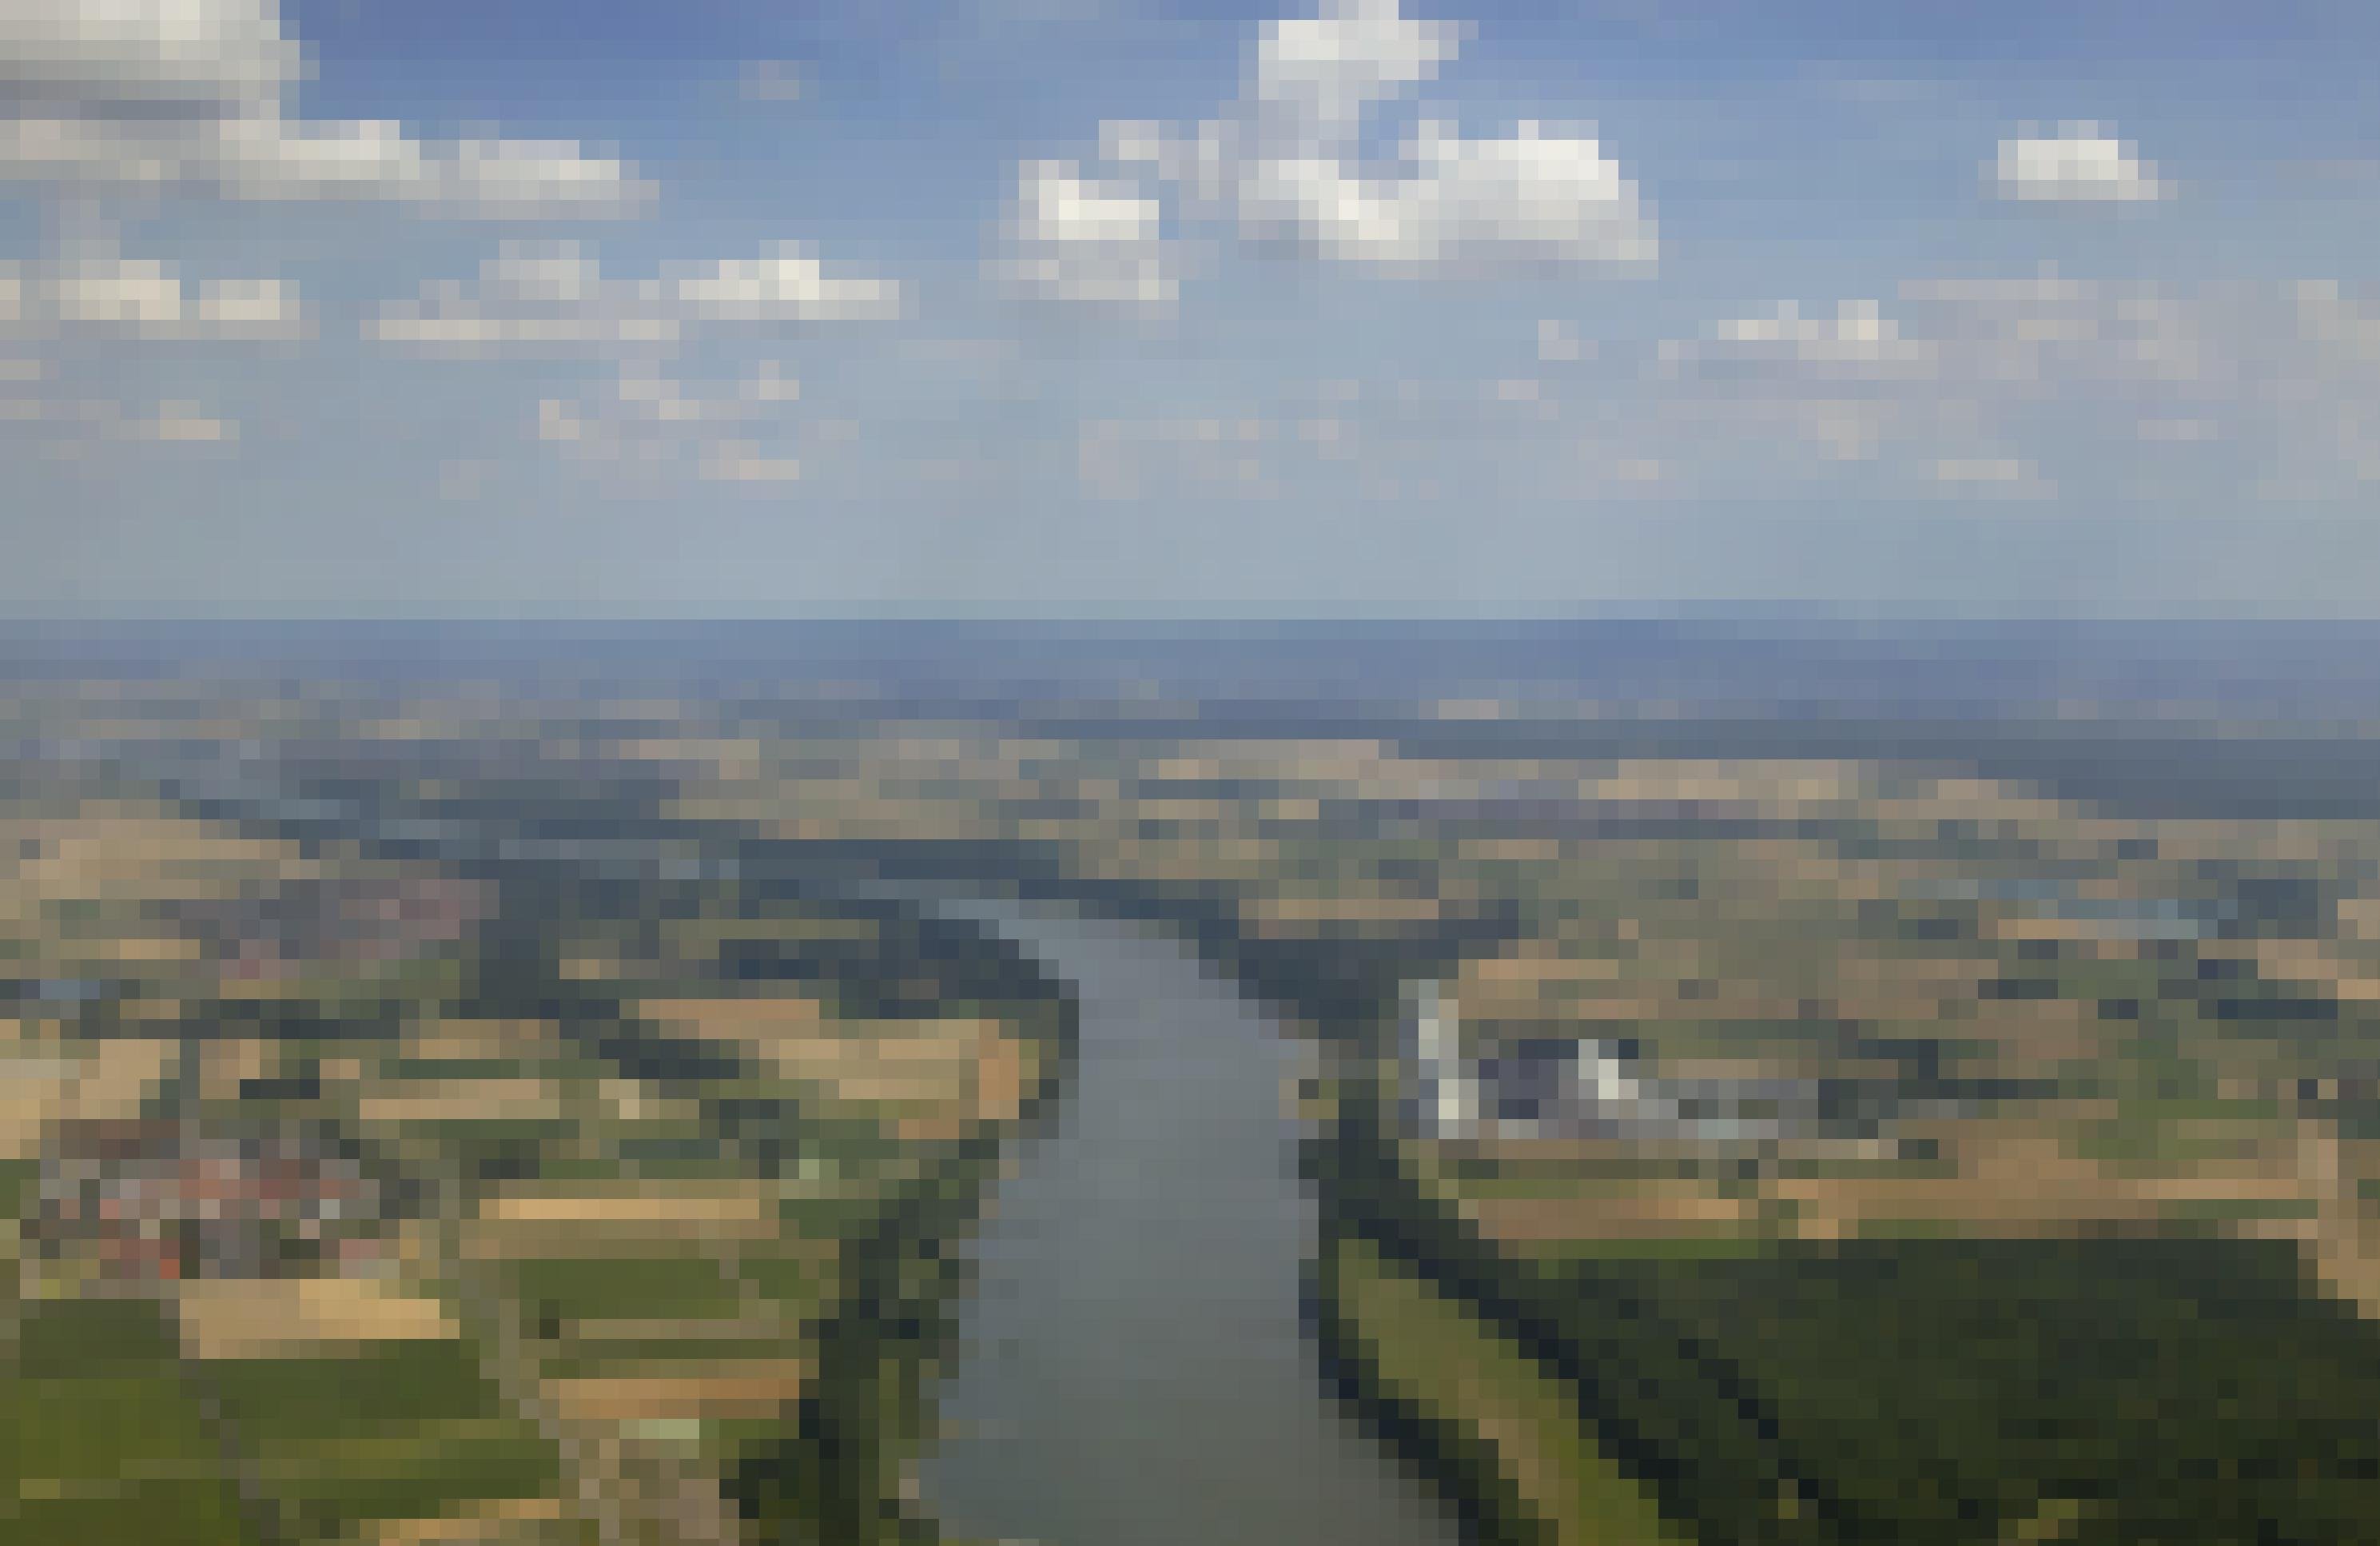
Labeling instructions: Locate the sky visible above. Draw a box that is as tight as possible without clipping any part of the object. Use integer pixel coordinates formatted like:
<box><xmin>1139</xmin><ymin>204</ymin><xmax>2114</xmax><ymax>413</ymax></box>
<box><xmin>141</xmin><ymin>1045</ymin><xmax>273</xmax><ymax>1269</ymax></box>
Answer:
<box><xmin>5</xmin><ymin>0</ymin><xmax>2380</xmax><ymax>617</ymax></box>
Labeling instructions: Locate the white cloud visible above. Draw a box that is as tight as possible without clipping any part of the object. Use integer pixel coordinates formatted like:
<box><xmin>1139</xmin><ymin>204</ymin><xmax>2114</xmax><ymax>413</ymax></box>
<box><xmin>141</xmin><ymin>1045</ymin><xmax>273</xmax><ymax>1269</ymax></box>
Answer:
<box><xmin>376</xmin><ymin>240</ymin><xmax>890</xmax><ymax>492</ymax></box>
<box><xmin>1895</xmin><ymin>269</ymin><xmax>2208</xmax><ymax>386</ymax></box>
<box><xmin>368</xmin><ymin>241</ymin><xmax>905</xmax><ymax>356</ymax></box>
<box><xmin>1231</xmin><ymin>4</ymin><xmax>1654</xmax><ymax>270</ymax></box>
<box><xmin>995</xmin><ymin>159</ymin><xmax>1177</xmax><ymax>313</ymax></box>
<box><xmin>0</xmin><ymin>0</ymin><xmax>297</xmax><ymax>113</ymax></box>
<box><xmin>0</xmin><ymin>252</ymin><xmax>304</xmax><ymax>341</ymax></box>
<box><xmin>0</xmin><ymin>119</ymin><xmax>644</xmax><ymax>215</ymax></box>
<box><xmin>134</xmin><ymin>399</ymin><xmax>237</xmax><ymax>443</ymax></box>
<box><xmin>671</xmin><ymin>250</ymin><xmax>908</xmax><ymax>325</ymax></box>
<box><xmin>1621</xmin><ymin>269</ymin><xmax>2380</xmax><ymax>500</ymax></box>
<box><xmin>1235</xmin><ymin>118</ymin><xmax>1653</xmax><ymax>269</ymax></box>
<box><xmin>1662</xmin><ymin>272</ymin><xmax>2214</xmax><ymax>398</ymax></box>
<box><xmin>997</xmin><ymin>0</ymin><xmax>1654</xmax><ymax>305</ymax></box>
<box><xmin>0</xmin><ymin>383</ymin><xmax>240</xmax><ymax>453</ymax></box>
<box><xmin>534</xmin><ymin>358</ymin><xmax>812</xmax><ymax>487</ymax></box>
<box><xmin>0</xmin><ymin>0</ymin><xmax>646</xmax><ymax>215</ymax></box>
<box><xmin>1991</xmin><ymin>122</ymin><xmax>2165</xmax><ymax>203</ymax></box>
<box><xmin>1252</xmin><ymin>0</ymin><xmax>1463</xmax><ymax>141</ymax></box>
<box><xmin>1662</xmin><ymin>298</ymin><xmax>1932</xmax><ymax>381</ymax></box>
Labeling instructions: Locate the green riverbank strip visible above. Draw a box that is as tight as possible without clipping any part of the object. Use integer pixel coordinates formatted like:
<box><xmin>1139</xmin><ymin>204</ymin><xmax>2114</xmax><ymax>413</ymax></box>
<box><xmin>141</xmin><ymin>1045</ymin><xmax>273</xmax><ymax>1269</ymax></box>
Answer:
<box><xmin>1328</xmin><ymin>1231</ymin><xmax>1685</xmax><ymax>1546</ymax></box>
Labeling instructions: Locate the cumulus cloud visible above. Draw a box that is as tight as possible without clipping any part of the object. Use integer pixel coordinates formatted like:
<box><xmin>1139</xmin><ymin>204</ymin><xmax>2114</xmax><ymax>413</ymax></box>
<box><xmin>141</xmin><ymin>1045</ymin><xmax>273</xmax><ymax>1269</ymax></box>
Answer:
<box><xmin>1252</xmin><ymin>0</ymin><xmax>1463</xmax><ymax>141</ymax></box>
<box><xmin>996</xmin><ymin>0</ymin><xmax>1654</xmax><ymax>308</ymax></box>
<box><xmin>669</xmin><ymin>252</ymin><xmax>908</xmax><ymax>325</ymax></box>
<box><xmin>368</xmin><ymin>241</ymin><xmax>905</xmax><ymax>356</ymax></box>
<box><xmin>0</xmin><ymin>250</ymin><xmax>304</xmax><ymax>341</ymax></box>
<box><xmin>0</xmin><ymin>0</ymin><xmax>646</xmax><ymax>215</ymax></box>
<box><xmin>376</xmin><ymin>240</ymin><xmax>897</xmax><ymax>494</ymax></box>
<box><xmin>1232</xmin><ymin>117</ymin><xmax>1654</xmax><ymax>269</ymax></box>
<box><xmin>1991</xmin><ymin>122</ymin><xmax>2165</xmax><ymax>203</ymax></box>
<box><xmin>996</xmin><ymin>159</ymin><xmax>1178</xmax><ymax>313</ymax></box>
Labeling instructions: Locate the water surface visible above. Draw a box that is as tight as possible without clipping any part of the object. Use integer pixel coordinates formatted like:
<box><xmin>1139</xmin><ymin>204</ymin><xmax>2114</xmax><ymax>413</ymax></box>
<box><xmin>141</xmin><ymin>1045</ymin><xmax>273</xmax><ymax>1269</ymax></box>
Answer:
<box><xmin>917</xmin><ymin>905</ymin><xmax>1459</xmax><ymax>1546</ymax></box>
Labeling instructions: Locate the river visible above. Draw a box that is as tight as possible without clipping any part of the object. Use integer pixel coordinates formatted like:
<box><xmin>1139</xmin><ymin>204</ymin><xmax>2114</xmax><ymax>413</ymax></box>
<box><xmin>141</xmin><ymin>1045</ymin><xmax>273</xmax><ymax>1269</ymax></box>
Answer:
<box><xmin>914</xmin><ymin>904</ymin><xmax>1460</xmax><ymax>1546</ymax></box>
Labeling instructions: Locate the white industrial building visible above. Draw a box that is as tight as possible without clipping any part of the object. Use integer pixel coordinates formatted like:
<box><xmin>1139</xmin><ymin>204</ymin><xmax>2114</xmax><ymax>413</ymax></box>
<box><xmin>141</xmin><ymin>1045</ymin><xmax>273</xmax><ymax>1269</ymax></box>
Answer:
<box><xmin>1397</xmin><ymin>976</ymin><xmax>1826</xmax><ymax>1144</ymax></box>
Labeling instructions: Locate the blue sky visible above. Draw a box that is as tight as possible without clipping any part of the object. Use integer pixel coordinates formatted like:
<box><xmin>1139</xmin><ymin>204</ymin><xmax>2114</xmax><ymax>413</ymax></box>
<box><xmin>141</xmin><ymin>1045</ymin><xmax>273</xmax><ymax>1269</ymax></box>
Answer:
<box><xmin>6</xmin><ymin>0</ymin><xmax>2379</xmax><ymax>616</ymax></box>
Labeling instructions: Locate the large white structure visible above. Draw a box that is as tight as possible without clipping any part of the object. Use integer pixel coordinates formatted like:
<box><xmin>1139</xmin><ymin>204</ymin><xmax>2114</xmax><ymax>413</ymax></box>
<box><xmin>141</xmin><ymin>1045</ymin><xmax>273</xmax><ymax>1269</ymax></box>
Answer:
<box><xmin>1396</xmin><ymin>976</ymin><xmax>1825</xmax><ymax>1143</ymax></box>
<box><xmin>1401</xmin><ymin>977</ymin><xmax>1479</xmax><ymax>1138</ymax></box>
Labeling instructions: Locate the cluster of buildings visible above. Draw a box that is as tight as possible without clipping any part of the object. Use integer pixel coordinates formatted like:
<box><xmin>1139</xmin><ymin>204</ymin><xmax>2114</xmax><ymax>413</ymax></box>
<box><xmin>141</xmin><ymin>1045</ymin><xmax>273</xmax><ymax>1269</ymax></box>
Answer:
<box><xmin>27</xmin><ymin>1119</ymin><xmax>391</xmax><ymax>1286</ymax></box>
<box><xmin>177</xmin><ymin>873</ymin><xmax>482</xmax><ymax>982</ymax></box>
<box><xmin>1399</xmin><ymin>978</ymin><xmax>1834</xmax><ymax>1144</ymax></box>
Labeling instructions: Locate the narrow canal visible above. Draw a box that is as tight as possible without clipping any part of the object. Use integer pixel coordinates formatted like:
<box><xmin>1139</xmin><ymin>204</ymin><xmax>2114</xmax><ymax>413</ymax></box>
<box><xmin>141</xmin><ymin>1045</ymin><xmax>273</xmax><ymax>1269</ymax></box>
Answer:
<box><xmin>915</xmin><ymin>904</ymin><xmax>1460</xmax><ymax>1546</ymax></box>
